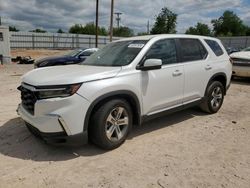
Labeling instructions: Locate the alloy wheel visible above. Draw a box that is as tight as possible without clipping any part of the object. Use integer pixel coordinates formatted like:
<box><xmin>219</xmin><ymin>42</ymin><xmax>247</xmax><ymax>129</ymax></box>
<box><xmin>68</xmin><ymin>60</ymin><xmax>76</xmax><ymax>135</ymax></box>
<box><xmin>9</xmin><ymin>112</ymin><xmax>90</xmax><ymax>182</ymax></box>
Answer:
<box><xmin>105</xmin><ymin>107</ymin><xmax>129</xmax><ymax>142</ymax></box>
<box><xmin>210</xmin><ymin>86</ymin><xmax>223</xmax><ymax>109</ymax></box>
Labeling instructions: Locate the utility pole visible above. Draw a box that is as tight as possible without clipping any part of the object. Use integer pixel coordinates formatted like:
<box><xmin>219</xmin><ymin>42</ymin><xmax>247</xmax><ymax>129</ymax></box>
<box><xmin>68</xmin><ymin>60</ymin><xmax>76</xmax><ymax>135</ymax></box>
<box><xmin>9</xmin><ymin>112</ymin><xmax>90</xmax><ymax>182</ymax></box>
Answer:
<box><xmin>114</xmin><ymin>12</ymin><xmax>122</xmax><ymax>28</ymax></box>
<box><xmin>0</xmin><ymin>17</ymin><xmax>2</xmax><ymax>25</ymax></box>
<box><xmin>147</xmin><ymin>20</ymin><xmax>150</xmax><ymax>34</ymax></box>
<box><xmin>95</xmin><ymin>0</ymin><xmax>99</xmax><ymax>48</ymax></box>
<box><xmin>109</xmin><ymin>0</ymin><xmax>114</xmax><ymax>42</ymax></box>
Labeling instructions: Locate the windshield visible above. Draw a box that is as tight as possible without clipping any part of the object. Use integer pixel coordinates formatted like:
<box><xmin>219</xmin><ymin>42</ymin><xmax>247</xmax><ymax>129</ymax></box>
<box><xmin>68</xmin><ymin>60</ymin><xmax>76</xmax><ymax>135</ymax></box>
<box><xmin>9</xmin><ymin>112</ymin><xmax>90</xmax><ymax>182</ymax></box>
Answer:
<box><xmin>65</xmin><ymin>49</ymin><xmax>83</xmax><ymax>57</ymax></box>
<box><xmin>82</xmin><ymin>40</ymin><xmax>148</xmax><ymax>66</ymax></box>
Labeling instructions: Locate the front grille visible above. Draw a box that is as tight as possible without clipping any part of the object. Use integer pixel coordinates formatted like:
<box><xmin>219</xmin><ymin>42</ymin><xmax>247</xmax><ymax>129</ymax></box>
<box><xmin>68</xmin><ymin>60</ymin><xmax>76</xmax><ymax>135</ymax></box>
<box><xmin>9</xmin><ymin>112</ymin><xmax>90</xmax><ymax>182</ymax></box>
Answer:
<box><xmin>232</xmin><ymin>58</ymin><xmax>250</xmax><ymax>67</ymax></box>
<box><xmin>19</xmin><ymin>86</ymin><xmax>37</xmax><ymax>115</ymax></box>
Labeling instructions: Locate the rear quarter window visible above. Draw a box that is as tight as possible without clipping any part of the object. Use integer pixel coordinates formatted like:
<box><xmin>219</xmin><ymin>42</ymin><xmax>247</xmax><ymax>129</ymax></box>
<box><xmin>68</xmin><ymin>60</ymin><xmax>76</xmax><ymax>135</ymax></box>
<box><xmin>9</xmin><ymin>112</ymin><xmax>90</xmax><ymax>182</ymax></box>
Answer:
<box><xmin>179</xmin><ymin>38</ymin><xmax>208</xmax><ymax>62</ymax></box>
<box><xmin>205</xmin><ymin>39</ymin><xmax>224</xmax><ymax>56</ymax></box>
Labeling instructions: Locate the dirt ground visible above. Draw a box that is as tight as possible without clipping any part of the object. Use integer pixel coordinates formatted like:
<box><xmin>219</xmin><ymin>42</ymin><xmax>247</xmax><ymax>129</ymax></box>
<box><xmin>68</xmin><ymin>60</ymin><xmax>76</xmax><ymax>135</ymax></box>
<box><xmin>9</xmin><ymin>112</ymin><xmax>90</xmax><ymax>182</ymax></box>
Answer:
<box><xmin>11</xmin><ymin>49</ymin><xmax>71</xmax><ymax>60</ymax></box>
<box><xmin>0</xmin><ymin>51</ymin><xmax>250</xmax><ymax>188</ymax></box>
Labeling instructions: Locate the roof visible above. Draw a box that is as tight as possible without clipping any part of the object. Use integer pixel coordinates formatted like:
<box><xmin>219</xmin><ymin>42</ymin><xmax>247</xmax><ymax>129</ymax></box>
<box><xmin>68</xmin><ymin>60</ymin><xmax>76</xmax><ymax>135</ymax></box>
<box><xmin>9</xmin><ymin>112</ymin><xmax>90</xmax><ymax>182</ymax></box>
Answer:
<box><xmin>117</xmin><ymin>34</ymin><xmax>220</xmax><ymax>42</ymax></box>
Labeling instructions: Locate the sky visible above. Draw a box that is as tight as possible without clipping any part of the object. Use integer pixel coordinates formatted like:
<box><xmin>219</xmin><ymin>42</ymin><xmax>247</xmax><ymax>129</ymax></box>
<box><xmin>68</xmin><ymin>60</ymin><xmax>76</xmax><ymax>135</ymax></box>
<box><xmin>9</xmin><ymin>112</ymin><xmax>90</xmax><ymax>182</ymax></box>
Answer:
<box><xmin>0</xmin><ymin>0</ymin><xmax>250</xmax><ymax>34</ymax></box>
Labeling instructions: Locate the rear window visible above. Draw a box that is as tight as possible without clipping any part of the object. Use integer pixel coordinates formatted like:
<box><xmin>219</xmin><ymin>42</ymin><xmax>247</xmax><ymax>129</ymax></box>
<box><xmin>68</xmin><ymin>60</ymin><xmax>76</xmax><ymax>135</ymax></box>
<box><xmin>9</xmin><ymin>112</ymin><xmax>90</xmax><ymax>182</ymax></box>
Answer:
<box><xmin>179</xmin><ymin>39</ymin><xmax>208</xmax><ymax>62</ymax></box>
<box><xmin>205</xmin><ymin>39</ymin><xmax>224</xmax><ymax>56</ymax></box>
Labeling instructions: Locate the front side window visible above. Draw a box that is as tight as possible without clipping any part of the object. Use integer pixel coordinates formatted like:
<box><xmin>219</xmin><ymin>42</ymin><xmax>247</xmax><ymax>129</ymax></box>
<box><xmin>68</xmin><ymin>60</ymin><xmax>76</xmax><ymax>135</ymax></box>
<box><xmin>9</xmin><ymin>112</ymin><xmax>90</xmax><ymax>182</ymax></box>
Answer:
<box><xmin>83</xmin><ymin>40</ymin><xmax>148</xmax><ymax>66</ymax></box>
<box><xmin>179</xmin><ymin>39</ymin><xmax>207</xmax><ymax>62</ymax></box>
<box><xmin>66</xmin><ymin>49</ymin><xmax>83</xmax><ymax>57</ymax></box>
<box><xmin>80</xmin><ymin>50</ymin><xmax>94</xmax><ymax>56</ymax></box>
<box><xmin>145</xmin><ymin>39</ymin><xmax>177</xmax><ymax>65</ymax></box>
<box><xmin>205</xmin><ymin>39</ymin><xmax>224</xmax><ymax>56</ymax></box>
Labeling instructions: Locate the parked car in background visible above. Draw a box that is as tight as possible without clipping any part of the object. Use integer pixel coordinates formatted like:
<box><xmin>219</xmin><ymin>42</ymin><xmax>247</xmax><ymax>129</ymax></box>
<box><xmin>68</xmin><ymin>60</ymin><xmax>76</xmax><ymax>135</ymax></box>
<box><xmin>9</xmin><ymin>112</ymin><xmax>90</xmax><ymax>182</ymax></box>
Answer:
<box><xmin>226</xmin><ymin>47</ymin><xmax>240</xmax><ymax>55</ymax></box>
<box><xmin>241</xmin><ymin>47</ymin><xmax>250</xmax><ymax>52</ymax></box>
<box><xmin>17</xmin><ymin>35</ymin><xmax>232</xmax><ymax>150</ymax></box>
<box><xmin>34</xmin><ymin>48</ymin><xmax>98</xmax><ymax>68</ymax></box>
<box><xmin>230</xmin><ymin>47</ymin><xmax>250</xmax><ymax>78</ymax></box>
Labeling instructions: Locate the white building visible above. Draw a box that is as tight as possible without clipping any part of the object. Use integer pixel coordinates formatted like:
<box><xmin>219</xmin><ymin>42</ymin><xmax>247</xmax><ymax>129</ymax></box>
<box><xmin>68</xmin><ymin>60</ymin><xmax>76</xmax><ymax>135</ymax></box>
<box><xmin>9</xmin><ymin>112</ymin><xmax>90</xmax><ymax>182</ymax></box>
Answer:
<box><xmin>0</xmin><ymin>26</ymin><xmax>11</xmax><ymax>64</ymax></box>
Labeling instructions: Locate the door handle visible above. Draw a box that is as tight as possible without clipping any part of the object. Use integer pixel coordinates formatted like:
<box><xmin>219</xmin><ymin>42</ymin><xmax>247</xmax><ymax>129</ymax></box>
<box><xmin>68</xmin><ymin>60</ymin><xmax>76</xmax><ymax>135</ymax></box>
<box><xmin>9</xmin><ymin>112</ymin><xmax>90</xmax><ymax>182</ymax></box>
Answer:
<box><xmin>205</xmin><ymin>65</ymin><xmax>212</xmax><ymax>70</ymax></box>
<box><xmin>172</xmin><ymin>70</ymin><xmax>182</xmax><ymax>77</ymax></box>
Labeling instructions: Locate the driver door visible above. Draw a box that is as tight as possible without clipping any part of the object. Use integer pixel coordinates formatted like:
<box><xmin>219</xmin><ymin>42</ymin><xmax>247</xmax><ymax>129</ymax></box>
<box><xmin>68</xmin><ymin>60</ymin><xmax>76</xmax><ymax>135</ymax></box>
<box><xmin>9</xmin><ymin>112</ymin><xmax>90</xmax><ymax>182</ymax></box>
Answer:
<box><xmin>140</xmin><ymin>39</ymin><xmax>184</xmax><ymax>115</ymax></box>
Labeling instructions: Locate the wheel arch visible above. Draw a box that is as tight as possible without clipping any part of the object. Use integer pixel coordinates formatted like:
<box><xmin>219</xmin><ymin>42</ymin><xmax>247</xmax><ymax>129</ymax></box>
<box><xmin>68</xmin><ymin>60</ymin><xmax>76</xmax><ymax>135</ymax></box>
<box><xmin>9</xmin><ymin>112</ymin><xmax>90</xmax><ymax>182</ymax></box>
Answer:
<box><xmin>206</xmin><ymin>72</ymin><xmax>227</xmax><ymax>95</ymax></box>
<box><xmin>84</xmin><ymin>90</ymin><xmax>141</xmax><ymax>132</ymax></box>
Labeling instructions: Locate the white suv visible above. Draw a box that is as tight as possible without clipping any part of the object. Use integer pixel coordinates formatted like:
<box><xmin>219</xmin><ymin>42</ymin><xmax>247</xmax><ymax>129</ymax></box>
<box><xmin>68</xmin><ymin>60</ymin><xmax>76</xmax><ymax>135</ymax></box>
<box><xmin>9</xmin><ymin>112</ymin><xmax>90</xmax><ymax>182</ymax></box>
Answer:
<box><xmin>17</xmin><ymin>34</ymin><xmax>232</xmax><ymax>149</ymax></box>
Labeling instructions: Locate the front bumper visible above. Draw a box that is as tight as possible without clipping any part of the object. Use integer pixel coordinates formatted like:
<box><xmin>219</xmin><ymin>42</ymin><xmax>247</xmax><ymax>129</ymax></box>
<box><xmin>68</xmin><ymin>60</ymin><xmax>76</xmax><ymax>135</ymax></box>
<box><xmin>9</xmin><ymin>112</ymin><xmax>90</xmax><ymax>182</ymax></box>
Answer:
<box><xmin>17</xmin><ymin>93</ymin><xmax>91</xmax><ymax>146</ymax></box>
<box><xmin>25</xmin><ymin>122</ymin><xmax>88</xmax><ymax>146</ymax></box>
<box><xmin>232</xmin><ymin>65</ymin><xmax>250</xmax><ymax>78</ymax></box>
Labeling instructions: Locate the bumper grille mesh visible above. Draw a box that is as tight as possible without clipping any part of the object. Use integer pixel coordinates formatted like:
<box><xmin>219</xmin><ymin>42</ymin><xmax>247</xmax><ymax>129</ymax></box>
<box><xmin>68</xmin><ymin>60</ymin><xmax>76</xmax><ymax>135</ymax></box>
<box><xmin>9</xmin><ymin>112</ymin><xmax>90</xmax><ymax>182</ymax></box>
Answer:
<box><xmin>20</xmin><ymin>86</ymin><xmax>37</xmax><ymax>115</ymax></box>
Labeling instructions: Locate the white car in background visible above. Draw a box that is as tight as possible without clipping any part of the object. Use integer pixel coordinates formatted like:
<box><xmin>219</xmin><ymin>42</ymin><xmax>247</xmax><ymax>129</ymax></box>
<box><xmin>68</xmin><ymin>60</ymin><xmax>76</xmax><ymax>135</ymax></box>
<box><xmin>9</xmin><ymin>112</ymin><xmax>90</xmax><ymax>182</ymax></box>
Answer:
<box><xmin>230</xmin><ymin>47</ymin><xmax>250</xmax><ymax>78</ymax></box>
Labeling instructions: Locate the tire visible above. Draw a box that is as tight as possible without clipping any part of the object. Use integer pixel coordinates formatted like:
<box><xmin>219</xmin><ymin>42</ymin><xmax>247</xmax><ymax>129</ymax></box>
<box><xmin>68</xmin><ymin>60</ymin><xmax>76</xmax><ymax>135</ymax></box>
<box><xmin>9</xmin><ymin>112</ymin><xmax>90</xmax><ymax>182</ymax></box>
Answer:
<box><xmin>89</xmin><ymin>99</ymin><xmax>132</xmax><ymax>150</ymax></box>
<box><xmin>200</xmin><ymin>81</ymin><xmax>225</xmax><ymax>114</ymax></box>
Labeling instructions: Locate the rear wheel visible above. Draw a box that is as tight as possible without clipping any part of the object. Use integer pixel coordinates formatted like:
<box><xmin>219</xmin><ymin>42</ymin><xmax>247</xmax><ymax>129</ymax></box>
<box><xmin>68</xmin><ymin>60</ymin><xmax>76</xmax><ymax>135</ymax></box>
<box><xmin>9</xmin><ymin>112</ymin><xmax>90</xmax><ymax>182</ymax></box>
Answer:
<box><xmin>89</xmin><ymin>99</ymin><xmax>132</xmax><ymax>150</ymax></box>
<box><xmin>200</xmin><ymin>81</ymin><xmax>225</xmax><ymax>114</ymax></box>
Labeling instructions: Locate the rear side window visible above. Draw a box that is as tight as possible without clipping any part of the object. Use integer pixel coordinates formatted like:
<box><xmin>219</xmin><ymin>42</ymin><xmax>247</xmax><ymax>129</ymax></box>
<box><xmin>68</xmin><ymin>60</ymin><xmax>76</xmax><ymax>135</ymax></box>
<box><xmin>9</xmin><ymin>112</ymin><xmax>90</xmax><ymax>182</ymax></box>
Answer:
<box><xmin>146</xmin><ymin>39</ymin><xmax>177</xmax><ymax>65</ymax></box>
<box><xmin>205</xmin><ymin>39</ymin><xmax>224</xmax><ymax>56</ymax></box>
<box><xmin>179</xmin><ymin>39</ymin><xmax>207</xmax><ymax>62</ymax></box>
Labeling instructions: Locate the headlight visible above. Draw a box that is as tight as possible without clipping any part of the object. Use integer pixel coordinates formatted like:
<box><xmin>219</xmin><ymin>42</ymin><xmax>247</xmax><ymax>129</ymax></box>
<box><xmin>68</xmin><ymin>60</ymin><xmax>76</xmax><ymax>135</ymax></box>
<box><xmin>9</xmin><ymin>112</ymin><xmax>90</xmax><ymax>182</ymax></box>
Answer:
<box><xmin>36</xmin><ymin>83</ymin><xmax>82</xmax><ymax>99</ymax></box>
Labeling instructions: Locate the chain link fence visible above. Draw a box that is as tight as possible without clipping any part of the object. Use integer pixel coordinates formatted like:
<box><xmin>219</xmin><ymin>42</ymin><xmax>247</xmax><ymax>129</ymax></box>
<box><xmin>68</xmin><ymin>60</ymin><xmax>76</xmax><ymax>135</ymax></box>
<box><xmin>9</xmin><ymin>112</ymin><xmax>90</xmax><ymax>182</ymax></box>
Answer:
<box><xmin>218</xmin><ymin>36</ymin><xmax>250</xmax><ymax>49</ymax></box>
<box><xmin>10</xmin><ymin>32</ymin><xmax>121</xmax><ymax>49</ymax></box>
<box><xmin>9</xmin><ymin>32</ymin><xmax>250</xmax><ymax>50</ymax></box>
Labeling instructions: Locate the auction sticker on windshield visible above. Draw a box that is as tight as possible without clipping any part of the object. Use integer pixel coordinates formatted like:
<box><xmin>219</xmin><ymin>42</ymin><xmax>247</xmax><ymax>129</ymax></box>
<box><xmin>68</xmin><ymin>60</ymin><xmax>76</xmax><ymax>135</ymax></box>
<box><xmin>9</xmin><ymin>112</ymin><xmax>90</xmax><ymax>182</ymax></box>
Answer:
<box><xmin>128</xmin><ymin>44</ymin><xmax>145</xmax><ymax>48</ymax></box>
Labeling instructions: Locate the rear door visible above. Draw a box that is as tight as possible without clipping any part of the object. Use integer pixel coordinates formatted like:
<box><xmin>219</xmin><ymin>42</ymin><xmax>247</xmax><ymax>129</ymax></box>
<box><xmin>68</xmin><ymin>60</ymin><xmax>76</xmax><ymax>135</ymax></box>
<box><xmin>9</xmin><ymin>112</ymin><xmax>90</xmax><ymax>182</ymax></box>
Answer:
<box><xmin>177</xmin><ymin>38</ymin><xmax>211</xmax><ymax>104</ymax></box>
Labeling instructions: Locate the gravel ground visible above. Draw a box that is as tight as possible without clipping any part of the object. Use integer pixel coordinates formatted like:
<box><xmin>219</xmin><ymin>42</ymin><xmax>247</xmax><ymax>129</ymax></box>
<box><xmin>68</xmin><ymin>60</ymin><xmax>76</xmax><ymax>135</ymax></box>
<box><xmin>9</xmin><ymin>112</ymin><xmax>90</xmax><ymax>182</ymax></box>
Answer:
<box><xmin>0</xmin><ymin>63</ymin><xmax>250</xmax><ymax>188</ymax></box>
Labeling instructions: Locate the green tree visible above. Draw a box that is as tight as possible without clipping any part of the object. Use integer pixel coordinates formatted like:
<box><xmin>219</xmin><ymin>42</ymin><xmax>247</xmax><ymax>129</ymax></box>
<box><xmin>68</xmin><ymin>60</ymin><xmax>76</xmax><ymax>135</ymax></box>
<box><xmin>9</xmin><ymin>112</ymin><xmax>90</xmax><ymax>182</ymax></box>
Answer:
<box><xmin>212</xmin><ymin>10</ymin><xmax>247</xmax><ymax>36</ymax></box>
<box><xmin>185</xmin><ymin>22</ymin><xmax>212</xmax><ymax>36</ymax></box>
<box><xmin>30</xmin><ymin>28</ymin><xmax>47</xmax><ymax>33</ymax></box>
<box><xmin>151</xmin><ymin>7</ymin><xmax>177</xmax><ymax>34</ymax></box>
<box><xmin>57</xmin><ymin>29</ymin><xmax>64</xmax><ymax>33</ymax></box>
<box><xmin>69</xmin><ymin>24</ymin><xmax>83</xmax><ymax>34</ymax></box>
<box><xmin>9</xmin><ymin>26</ymin><xmax>19</xmax><ymax>32</ymax></box>
<box><xmin>69</xmin><ymin>23</ymin><xmax>108</xmax><ymax>36</ymax></box>
<box><xmin>246</xmin><ymin>27</ymin><xmax>250</xmax><ymax>36</ymax></box>
<box><xmin>137</xmin><ymin>32</ymin><xmax>149</xmax><ymax>36</ymax></box>
<box><xmin>113</xmin><ymin>27</ymin><xmax>134</xmax><ymax>37</ymax></box>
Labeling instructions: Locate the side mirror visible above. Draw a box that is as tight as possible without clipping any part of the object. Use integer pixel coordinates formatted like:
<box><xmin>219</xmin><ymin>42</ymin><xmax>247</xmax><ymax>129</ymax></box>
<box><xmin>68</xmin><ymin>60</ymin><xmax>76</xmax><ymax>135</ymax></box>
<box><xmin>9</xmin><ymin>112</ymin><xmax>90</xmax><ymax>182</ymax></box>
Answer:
<box><xmin>137</xmin><ymin>59</ymin><xmax>162</xmax><ymax>71</ymax></box>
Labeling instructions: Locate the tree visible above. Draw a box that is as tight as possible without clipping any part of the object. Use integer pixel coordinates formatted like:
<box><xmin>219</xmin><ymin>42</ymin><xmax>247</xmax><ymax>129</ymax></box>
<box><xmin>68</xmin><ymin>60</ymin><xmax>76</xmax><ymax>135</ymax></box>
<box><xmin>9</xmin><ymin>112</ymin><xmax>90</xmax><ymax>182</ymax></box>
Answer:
<box><xmin>113</xmin><ymin>27</ymin><xmax>134</xmax><ymax>37</ymax></box>
<box><xmin>9</xmin><ymin>26</ymin><xmax>19</xmax><ymax>32</ymax></box>
<box><xmin>151</xmin><ymin>7</ymin><xmax>177</xmax><ymax>34</ymax></box>
<box><xmin>137</xmin><ymin>32</ymin><xmax>149</xmax><ymax>36</ymax></box>
<box><xmin>212</xmin><ymin>10</ymin><xmax>247</xmax><ymax>36</ymax></box>
<box><xmin>57</xmin><ymin>29</ymin><xmax>64</xmax><ymax>33</ymax></box>
<box><xmin>69</xmin><ymin>23</ymin><xmax>108</xmax><ymax>36</ymax></box>
<box><xmin>30</xmin><ymin>28</ymin><xmax>47</xmax><ymax>33</ymax></box>
<box><xmin>246</xmin><ymin>27</ymin><xmax>250</xmax><ymax>36</ymax></box>
<box><xmin>185</xmin><ymin>22</ymin><xmax>212</xmax><ymax>36</ymax></box>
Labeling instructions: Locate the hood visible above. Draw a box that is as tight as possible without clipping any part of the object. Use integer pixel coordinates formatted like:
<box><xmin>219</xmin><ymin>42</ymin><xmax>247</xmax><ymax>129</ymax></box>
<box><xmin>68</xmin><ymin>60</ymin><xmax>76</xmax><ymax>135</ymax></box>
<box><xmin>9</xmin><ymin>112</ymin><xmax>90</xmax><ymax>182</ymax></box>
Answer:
<box><xmin>22</xmin><ymin>65</ymin><xmax>122</xmax><ymax>86</ymax></box>
<box><xmin>230</xmin><ymin>51</ymin><xmax>250</xmax><ymax>60</ymax></box>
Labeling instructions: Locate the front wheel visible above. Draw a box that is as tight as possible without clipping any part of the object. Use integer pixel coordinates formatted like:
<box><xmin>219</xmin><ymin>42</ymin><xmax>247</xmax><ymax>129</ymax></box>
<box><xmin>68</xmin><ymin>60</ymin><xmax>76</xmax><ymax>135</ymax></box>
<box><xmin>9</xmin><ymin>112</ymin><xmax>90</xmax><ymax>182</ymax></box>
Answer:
<box><xmin>89</xmin><ymin>99</ymin><xmax>132</xmax><ymax>150</ymax></box>
<box><xmin>200</xmin><ymin>81</ymin><xmax>225</xmax><ymax>114</ymax></box>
